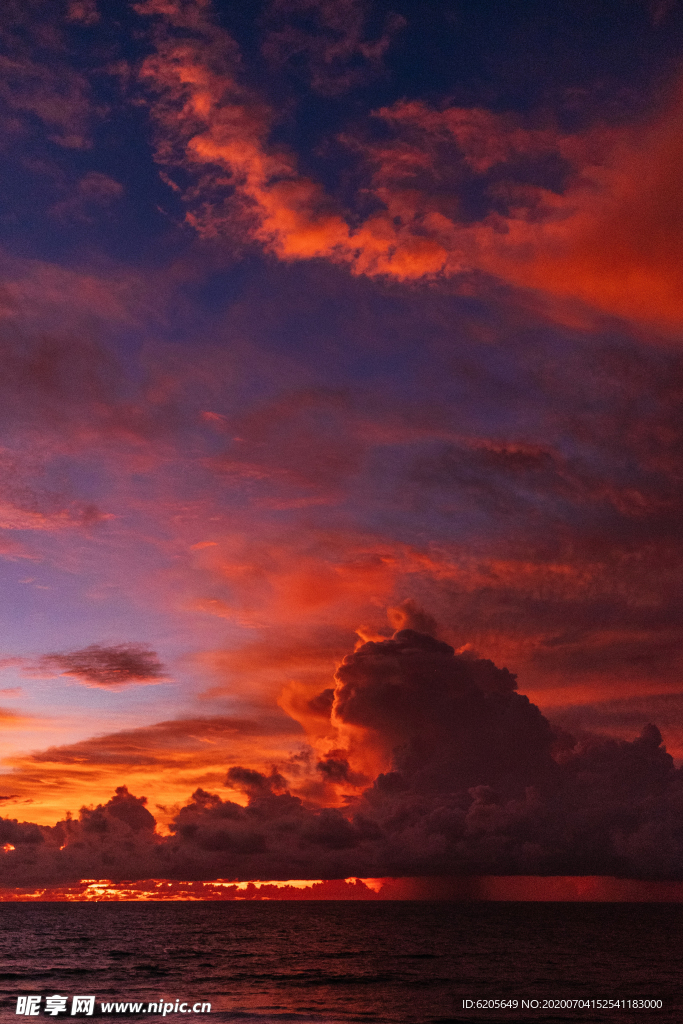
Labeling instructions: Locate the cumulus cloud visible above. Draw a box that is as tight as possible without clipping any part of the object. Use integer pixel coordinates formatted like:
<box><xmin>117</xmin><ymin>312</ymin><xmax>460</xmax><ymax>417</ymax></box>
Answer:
<box><xmin>40</xmin><ymin>644</ymin><xmax>166</xmax><ymax>688</ymax></box>
<box><xmin>331</xmin><ymin>629</ymin><xmax>548</xmax><ymax>794</ymax></box>
<box><xmin>0</xmin><ymin>787</ymin><xmax>161</xmax><ymax>886</ymax></box>
<box><xmin>0</xmin><ymin>711</ymin><xmax>309</xmax><ymax>829</ymax></box>
<box><xmin>3</xmin><ymin>630</ymin><xmax>683</xmax><ymax>883</ymax></box>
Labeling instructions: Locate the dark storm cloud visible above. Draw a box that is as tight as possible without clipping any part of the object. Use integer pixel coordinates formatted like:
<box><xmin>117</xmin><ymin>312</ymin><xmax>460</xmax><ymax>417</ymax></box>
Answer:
<box><xmin>4</xmin><ymin>630</ymin><xmax>683</xmax><ymax>883</ymax></box>
<box><xmin>0</xmin><ymin>788</ymin><xmax>162</xmax><ymax>886</ymax></box>
<box><xmin>316</xmin><ymin>749</ymin><xmax>364</xmax><ymax>784</ymax></box>
<box><xmin>40</xmin><ymin>644</ymin><xmax>166</xmax><ymax>689</ymax></box>
<box><xmin>81</xmin><ymin>786</ymin><xmax>155</xmax><ymax>834</ymax></box>
<box><xmin>332</xmin><ymin>630</ymin><xmax>543</xmax><ymax>796</ymax></box>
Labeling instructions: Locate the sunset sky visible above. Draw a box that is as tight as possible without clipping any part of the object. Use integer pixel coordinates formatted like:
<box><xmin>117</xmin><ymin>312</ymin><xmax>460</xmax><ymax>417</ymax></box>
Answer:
<box><xmin>1</xmin><ymin>0</ymin><xmax>683</xmax><ymax>886</ymax></box>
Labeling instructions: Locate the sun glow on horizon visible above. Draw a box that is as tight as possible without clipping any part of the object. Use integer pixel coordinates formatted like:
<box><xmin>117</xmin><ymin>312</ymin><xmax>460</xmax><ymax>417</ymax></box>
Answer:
<box><xmin>3</xmin><ymin>876</ymin><xmax>683</xmax><ymax>903</ymax></box>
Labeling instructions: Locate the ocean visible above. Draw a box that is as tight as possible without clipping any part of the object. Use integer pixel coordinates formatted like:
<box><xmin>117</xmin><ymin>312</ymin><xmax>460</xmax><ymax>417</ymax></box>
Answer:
<box><xmin>0</xmin><ymin>902</ymin><xmax>679</xmax><ymax>1023</ymax></box>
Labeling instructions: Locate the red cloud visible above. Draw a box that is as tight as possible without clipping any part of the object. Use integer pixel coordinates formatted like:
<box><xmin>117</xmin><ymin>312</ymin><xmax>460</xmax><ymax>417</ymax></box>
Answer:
<box><xmin>137</xmin><ymin>0</ymin><xmax>683</xmax><ymax>330</ymax></box>
<box><xmin>137</xmin><ymin>0</ymin><xmax>451</xmax><ymax>277</ymax></box>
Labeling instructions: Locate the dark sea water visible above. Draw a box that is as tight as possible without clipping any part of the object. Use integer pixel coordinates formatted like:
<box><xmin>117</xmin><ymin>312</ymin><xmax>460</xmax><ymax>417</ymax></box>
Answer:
<box><xmin>0</xmin><ymin>902</ymin><xmax>680</xmax><ymax>1024</ymax></box>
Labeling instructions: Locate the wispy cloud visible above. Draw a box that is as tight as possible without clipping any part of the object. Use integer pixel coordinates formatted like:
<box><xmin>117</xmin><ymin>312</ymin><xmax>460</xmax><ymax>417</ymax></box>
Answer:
<box><xmin>135</xmin><ymin>0</ymin><xmax>683</xmax><ymax>331</ymax></box>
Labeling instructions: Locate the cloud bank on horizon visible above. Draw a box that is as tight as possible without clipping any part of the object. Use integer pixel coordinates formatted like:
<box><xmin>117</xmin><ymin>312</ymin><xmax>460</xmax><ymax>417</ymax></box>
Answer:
<box><xmin>3</xmin><ymin>628</ymin><xmax>683</xmax><ymax>884</ymax></box>
<box><xmin>1</xmin><ymin>0</ymin><xmax>683</xmax><ymax>881</ymax></box>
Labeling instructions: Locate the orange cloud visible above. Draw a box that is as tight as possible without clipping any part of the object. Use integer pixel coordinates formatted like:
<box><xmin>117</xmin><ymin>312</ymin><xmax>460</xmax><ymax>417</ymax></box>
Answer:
<box><xmin>0</xmin><ymin>707</ymin><xmax>32</xmax><ymax>728</ymax></box>
<box><xmin>479</xmin><ymin>88</ymin><xmax>683</xmax><ymax>331</ymax></box>
<box><xmin>363</xmin><ymin>90</ymin><xmax>683</xmax><ymax>330</ymax></box>
<box><xmin>137</xmin><ymin>0</ymin><xmax>683</xmax><ymax>331</ymax></box>
<box><xmin>181</xmin><ymin>502</ymin><xmax>683</xmax><ymax>726</ymax></box>
<box><xmin>188</xmin><ymin>529</ymin><xmax>401</xmax><ymax>633</ymax></box>
<box><xmin>137</xmin><ymin>0</ymin><xmax>450</xmax><ymax>278</ymax></box>
<box><xmin>1</xmin><ymin>713</ymin><xmax>307</xmax><ymax>827</ymax></box>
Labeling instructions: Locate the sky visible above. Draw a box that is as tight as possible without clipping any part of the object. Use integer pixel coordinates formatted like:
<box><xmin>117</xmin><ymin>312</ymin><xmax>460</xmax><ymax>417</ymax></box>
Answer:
<box><xmin>1</xmin><ymin>0</ymin><xmax>683</xmax><ymax>887</ymax></box>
